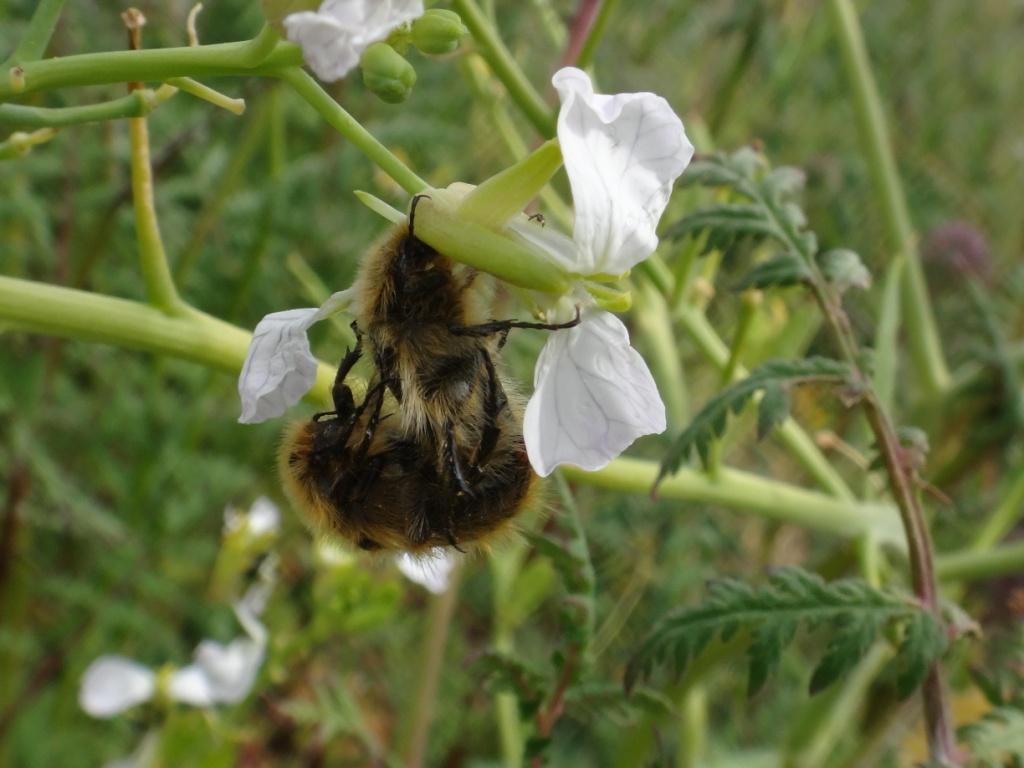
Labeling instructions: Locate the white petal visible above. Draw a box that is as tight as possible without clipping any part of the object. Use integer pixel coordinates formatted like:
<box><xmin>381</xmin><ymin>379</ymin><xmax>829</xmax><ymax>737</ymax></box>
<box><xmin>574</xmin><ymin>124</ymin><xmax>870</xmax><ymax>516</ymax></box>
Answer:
<box><xmin>284</xmin><ymin>12</ymin><xmax>361</xmax><ymax>82</ymax></box>
<box><xmin>524</xmin><ymin>311</ymin><xmax>666</xmax><ymax>476</ymax></box>
<box><xmin>246</xmin><ymin>496</ymin><xmax>281</xmax><ymax>537</ymax></box>
<box><xmin>285</xmin><ymin>1</ymin><xmax>424</xmax><ymax>83</ymax></box>
<box><xmin>79</xmin><ymin>656</ymin><xmax>156</xmax><ymax>718</ymax></box>
<box><xmin>170</xmin><ymin>637</ymin><xmax>265</xmax><ymax>706</ymax></box>
<box><xmin>396</xmin><ymin>548</ymin><xmax>456</xmax><ymax>594</ymax></box>
<box><xmin>552</xmin><ymin>67</ymin><xmax>694</xmax><ymax>275</ymax></box>
<box><xmin>238</xmin><ymin>308</ymin><xmax>320</xmax><ymax>424</ymax></box>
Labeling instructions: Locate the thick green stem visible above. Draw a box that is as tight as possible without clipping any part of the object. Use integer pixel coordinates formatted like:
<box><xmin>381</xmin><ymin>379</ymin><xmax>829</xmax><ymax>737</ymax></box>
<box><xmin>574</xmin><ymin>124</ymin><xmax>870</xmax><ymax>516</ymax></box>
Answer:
<box><xmin>825</xmin><ymin>0</ymin><xmax>950</xmax><ymax>399</ymax></box>
<box><xmin>2</xmin><ymin>0</ymin><xmax>66</xmax><ymax>68</ymax></box>
<box><xmin>560</xmin><ymin>459</ymin><xmax>902</xmax><ymax>547</ymax></box>
<box><xmin>0</xmin><ymin>40</ymin><xmax>302</xmax><ymax>100</ymax></box>
<box><xmin>675</xmin><ymin>304</ymin><xmax>856</xmax><ymax>501</ymax></box>
<box><xmin>0</xmin><ymin>276</ymin><xmax>334</xmax><ymax>406</ymax></box>
<box><xmin>278</xmin><ymin>67</ymin><xmax>426</xmax><ymax>195</ymax></box>
<box><xmin>451</xmin><ymin>0</ymin><xmax>557</xmax><ymax>137</ymax></box>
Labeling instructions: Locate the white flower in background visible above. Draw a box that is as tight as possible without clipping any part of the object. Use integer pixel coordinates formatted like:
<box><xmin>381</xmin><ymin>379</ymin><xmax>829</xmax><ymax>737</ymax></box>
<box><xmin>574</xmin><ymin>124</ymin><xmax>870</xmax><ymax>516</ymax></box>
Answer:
<box><xmin>79</xmin><ymin>600</ymin><xmax>269</xmax><ymax>717</ymax></box>
<box><xmin>79</xmin><ymin>657</ymin><xmax>157</xmax><ymax>718</ymax></box>
<box><xmin>396</xmin><ymin>548</ymin><xmax>457</xmax><ymax>594</ymax></box>
<box><xmin>224</xmin><ymin>496</ymin><xmax>281</xmax><ymax>540</ymax></box>
<box><xmin>284</xmin><ymin>0</ymin><xmax>424</xmax><ymax>82</ymax></box>
<box><xmin>513</xmin><ymin>67</ymin><xmax>694</xmax><ymax>476</ymax></box>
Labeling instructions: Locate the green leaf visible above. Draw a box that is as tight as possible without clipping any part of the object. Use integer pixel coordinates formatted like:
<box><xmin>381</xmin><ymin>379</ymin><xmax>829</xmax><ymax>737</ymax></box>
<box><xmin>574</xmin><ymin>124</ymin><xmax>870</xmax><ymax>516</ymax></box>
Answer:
<box><xmin>819</xmin><ymin>249</ymin><xmax>871</xmax><ymax>293</ymax></box>
<box><xmin>565</xmin><ymin>682</ymin><xmax>675</xmax><ymax>726</ymax></box>
<box><xmin>735</xmin><ymin>253</ymin><xmax>812</xmax><ymax>290</ymax></box>
<box><xmin>657</xmin><ymin>358</ymin><xmax>852</xmax><ymax>484</ymax></box>
<box><xmin>959</xmin><ymin>707</ymin><xmax>1024</xmax><ymax>767</ymax></box>
<box><xmin>664</xmin><ymin>204</ymin><xmax>782</xmax><ymax>250</ymax></box>
<box><xmin>625</xmin><ymin>568</ymin><xmax>934</xmax><ymax>699</ymax></box>
<box><xmin>890</xmin><ymin>610</ymin><xmax>947</xmax><ymax>699</ymax></box>
<box><xmin>757</xmin><ymin>383</ymin><xmax>791</xmax><ymax>440</ymax></box>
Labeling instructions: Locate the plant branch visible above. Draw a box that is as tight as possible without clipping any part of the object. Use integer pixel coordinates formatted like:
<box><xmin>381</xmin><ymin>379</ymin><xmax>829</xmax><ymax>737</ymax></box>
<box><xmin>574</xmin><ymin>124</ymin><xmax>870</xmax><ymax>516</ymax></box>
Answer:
<box><xmin>0</xmin><ymin>276</ymin><xmax>335</xmax><ymax>406</ymax></box>
<box><xmin>451</xmin><ymin>0</ymin><xmax>557</xmax><ymax>137</ymax></box>
<box><xmin>0</xmin><ymin>40</ymin><xmax>302</xmax><ymax>100</ymax></box>
<box><xmin>0</xmin><ymin>89</ymin><xmax>167</xmax><ymax>127</ymax></box>
<box><xmin>936</xmin><ymin>540</ymin><xmax>1024</xmax><ymax>583</ymax></box>
<box><xmin>560</xmin><ymin>459</ymin><xmax>902</xmax><ymax>547</ymax></box>
<box><xmin>278</xmin><ymin>67</ymin><xmax>427</xmax><ymax>195</ymax></box>
<box><xmin>825</xmin><ymin>0</ymin><xmax>950</xmax><ymax>399</ymax></box>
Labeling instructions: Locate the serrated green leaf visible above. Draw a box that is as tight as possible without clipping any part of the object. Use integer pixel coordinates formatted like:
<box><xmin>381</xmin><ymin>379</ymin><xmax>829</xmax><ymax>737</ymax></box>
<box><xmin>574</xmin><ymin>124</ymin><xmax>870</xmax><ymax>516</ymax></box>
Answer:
<box><xmin>809</xmin><ymin>614</ymin><xmax>883</xmax><ymax>693</ymax></box>
<box><xmin>888</xmin><ymin>610</ymin><xmax>947</xmax><ymax>699</ymax></box>
<box><xmin>757</xmin><ymin>383</ymin><xmax>791</xmax><ymax>440</ymax></box>
<box><xmin>819</xmin><ymin>248</ymin><xmax>871</xmax><ymax>293</ymax></box>
<box><xmin>735</xmin><ymin>253</ymin><xmax>812</xmax><ymax>290</ymax></box>
<box><xmin>664</xmin><ymin>204</ymin><xmax>782</xmax><ymax>250</ymax></box>
<box><xmin>626</xmin><ymin>568</ymin><xmax>928</xmax><ymax>699</ymax></box>
<box><xmin>657</xmin><ymin>358</ymin><xmax>852</xmax><ymax>484</ymax></box>
<box><xmin>565</xmin><ymin>682</ymin><xmax>675</xmax><ymax>726</ymax></box>
<box><xmin>959</xmin><ymin>707</ymin><xmax>1024</xmax><ymax>767</ymax></box>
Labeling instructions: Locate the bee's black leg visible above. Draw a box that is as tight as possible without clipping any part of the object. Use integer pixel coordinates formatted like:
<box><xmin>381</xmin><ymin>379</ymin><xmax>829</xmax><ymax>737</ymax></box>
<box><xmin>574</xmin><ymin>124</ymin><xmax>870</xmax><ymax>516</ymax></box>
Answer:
<box><xmin>445</xmin><ymin>422</ymin><xmax>474</xmax><ymax>496</ymax></box>
<box><xmin>470</xmin><ymin>349</ymin><xmax>507</xmax><ymax>470</ymax></box>
<box><xmin>449</xmin><ymin>306</ymin><xmax>582</xmax><ymax>338</ymax></box>
<box><xmin>350</xmin><ymin>381</ymin><xmax>388</xmax><ymax>466</ymax></box>
<box><xmin>313</xmin><ymin>325</ymin><xmax>364</xmax><ymax>421</ymax></box>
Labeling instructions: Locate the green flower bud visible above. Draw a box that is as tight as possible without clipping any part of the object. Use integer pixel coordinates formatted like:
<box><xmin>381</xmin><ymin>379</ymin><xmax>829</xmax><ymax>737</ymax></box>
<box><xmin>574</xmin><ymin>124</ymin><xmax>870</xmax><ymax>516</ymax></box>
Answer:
<box><xmin>360</xmin><ymin>42</ymin><xmax>417</xmax><ymax>104</ymax></box>
<box><xmin>411</xmin><ymin>9</ymin><xmax>468</xmax><ymax>55</ymax></box>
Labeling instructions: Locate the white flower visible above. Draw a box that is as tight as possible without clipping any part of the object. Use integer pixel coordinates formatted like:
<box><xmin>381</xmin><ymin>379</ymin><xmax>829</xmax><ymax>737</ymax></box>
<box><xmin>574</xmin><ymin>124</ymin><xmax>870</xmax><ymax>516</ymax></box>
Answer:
<box><xmin>396</xmin><ymin>548</ymin><xmax>456</xmax><ymax>594</ymax></box>
<box><xmin>524</xmin><ymin>310</ymin><xmax>666</xmax><ymax>476</ymax></box>
<box><xmin>79</xmin><ymin>657</ymin><xmax>156</xmax><ymax>718</ymax></box>
<box><xmin>79</xmin><ymin>602</ymin><xmax>268</xmax><ymax>716</ymax></box>
<box><xmin>284</xmin><ymin>0</ymin><xmax>424</xmax><ymax>82</ymax></box>
<box><xmin>516</xmin><ymin>68</ymin><xmax>692</xmax><ymax>475</ymax></box>
<box><xmin>224</xmin><ymin>496</ymin><xmax>281</xmax><ymax>540</ymax></box>
<box><xmin>238</xmin><ymin>289</ymin><xmax>353</xmax><ymax>424</ymax></box>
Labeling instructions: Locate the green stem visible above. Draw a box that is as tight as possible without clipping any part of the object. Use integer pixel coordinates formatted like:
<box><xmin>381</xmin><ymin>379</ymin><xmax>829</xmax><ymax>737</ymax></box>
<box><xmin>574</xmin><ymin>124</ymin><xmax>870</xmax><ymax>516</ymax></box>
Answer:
<box><xmin>0</xmin><ymin>89</ymin><xmax>161</xmax><ymax>127</ymax></box>
<box><xmin>560</xmin><ymin>459</ymin><xmax>902</xmax><ymax>547</ymax></box>
<box><xmin>633</xmin><ymin>278</ymin><xmax>688</xmax><ymax>429</ymax></box>
<box><xmin>402</xmin><ymin>565</ymin><xmax>463</xmax><ymax>768</ymax></box>
<box><xmin>936</xmin><ymin>540</ymin><xmax>1024</xmax><ymax>583</ymax></box>
<box><xmin>451</xmin><ymin>0</ymin><xmax>557</xmax><ymax>137</ymax></box>
<box><xmin>0</xmin><ymin>40</ymin><xmax>302</xmax><ymax>100</ymax></box>
<box><xmin>128</xmin><ymin>109</ymin><xmax>185</xmax><ymax>315</ymax></box>
<box><xmin>0</xmin><ymin>276</ymin><xmax>334</xmax><ymax>406</ymax></box>
<box><xmin>2</xmin><ymin>0</ymin><xmax>66</xmax><ymax>67</ymax></box>
<box><xmin>825</xmin><ymin>0</ymin><xmax>950</xmax><ymax>399</ymax></box>
<box><xmin>675</xmin><ymin>304</ymin><xmax>856</xmax><ymax>501</ymax></box>
<box><xmin>970</xmin><ymin>465</ymin><xmax>1024</xmax><ymax>552</ymax></box>
<box><xmin>278</xmin><ymin>67</ymin><xmax>426</xmax><ymax>195</ymax></box>
<box><xmin>576</xmin><ymin>0</ymin><xmax>621</xmax><ymax>70</ymax></box>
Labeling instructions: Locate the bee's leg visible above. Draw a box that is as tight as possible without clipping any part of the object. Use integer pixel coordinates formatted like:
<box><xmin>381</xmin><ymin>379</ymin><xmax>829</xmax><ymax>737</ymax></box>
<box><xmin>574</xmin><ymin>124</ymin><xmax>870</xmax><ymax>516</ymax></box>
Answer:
<box><xmin>445</xmin><ymin>422</ymin><xmax>474</xmax><ymax>496</ymax></box>
<box><xmin>470</xmin><ymin>350</ymin><xmax>508</xmax><ymax>470</ymax></box>
<box><xmin>449</xmin><ymin>306</ymin><xmax>582</xmax><ymax>338</ymax></box>
<box><xmin>313</xmin><ymin>326</ymin><xmax>364</xmax><ymax>422</ymax></box>
<box><xmin>375</xmin><ymin>346</ymin><xmax>402</xmax><ymax>403</ymax></box>
<box><xmin>350</xmin><ymin>381</ymin><xmax>388</xmax><ymax>466</ymax></box>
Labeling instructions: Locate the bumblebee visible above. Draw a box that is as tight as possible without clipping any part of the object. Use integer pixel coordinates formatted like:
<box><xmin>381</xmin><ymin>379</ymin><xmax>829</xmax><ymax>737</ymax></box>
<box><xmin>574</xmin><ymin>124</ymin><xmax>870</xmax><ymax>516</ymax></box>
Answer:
<box><xmin>280</xmin><ymin>329</ymin><xmax>540</xmax><ymax>551</ymax></box>
<box><xmin>280</xmin><ymin>196</ymin><xmax>576</xmax><ymax>552</ymax></box>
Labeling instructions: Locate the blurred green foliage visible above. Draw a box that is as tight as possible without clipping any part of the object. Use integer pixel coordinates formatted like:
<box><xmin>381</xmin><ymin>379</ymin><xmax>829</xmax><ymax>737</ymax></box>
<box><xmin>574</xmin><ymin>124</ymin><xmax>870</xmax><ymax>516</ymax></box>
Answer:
<box><xmin>1</xmin><ymin>1</ymin><xmax>1023</xmax><ymax>766</ymax></box>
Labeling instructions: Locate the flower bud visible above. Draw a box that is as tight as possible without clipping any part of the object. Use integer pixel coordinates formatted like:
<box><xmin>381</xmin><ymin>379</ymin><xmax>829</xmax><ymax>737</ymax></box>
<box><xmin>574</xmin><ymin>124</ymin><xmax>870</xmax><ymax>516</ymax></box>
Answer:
<box><xmin>411</xmin><ymin>9</ymin><xmax>468</xmax><ymax>55</ymax></box>
<box><xmin>360</xmin><ymin>42</ymin><xmax>417</xmax><ymax>103</ymax></box>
